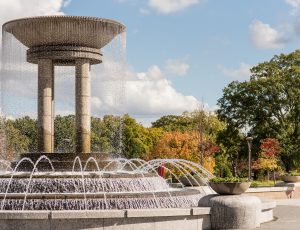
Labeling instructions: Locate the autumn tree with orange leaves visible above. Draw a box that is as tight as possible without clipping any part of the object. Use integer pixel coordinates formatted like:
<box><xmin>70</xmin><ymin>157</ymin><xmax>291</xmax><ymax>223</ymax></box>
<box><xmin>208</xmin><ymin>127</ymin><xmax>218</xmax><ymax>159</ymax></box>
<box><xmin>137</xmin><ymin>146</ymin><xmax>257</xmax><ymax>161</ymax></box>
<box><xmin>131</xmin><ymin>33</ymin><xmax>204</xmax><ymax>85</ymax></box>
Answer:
<box><xmin>147</xmin><ymin>131</ymin><xmax>218</xmax><ymax>173</ymax></box>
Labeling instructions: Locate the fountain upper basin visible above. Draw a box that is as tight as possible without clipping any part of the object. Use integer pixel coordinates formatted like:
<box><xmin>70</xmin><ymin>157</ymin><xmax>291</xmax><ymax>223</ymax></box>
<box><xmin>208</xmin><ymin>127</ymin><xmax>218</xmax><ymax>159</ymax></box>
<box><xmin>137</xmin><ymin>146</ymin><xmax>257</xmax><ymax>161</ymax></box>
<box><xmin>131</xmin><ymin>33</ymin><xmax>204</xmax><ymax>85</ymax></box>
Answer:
<box><xmin>3</xmin><ymin>16</ymin><xmax>125</xmax><ymax>49</ymax></box>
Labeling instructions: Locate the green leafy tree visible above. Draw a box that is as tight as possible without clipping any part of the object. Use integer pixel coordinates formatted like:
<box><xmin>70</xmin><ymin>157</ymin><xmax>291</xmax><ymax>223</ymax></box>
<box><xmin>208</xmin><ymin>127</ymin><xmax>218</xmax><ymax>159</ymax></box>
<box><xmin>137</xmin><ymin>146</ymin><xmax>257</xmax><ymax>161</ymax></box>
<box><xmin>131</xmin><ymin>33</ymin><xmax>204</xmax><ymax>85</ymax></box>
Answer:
<box><xmin>54</xmin><ymin>115</ymin><xmax>75</xmax><ymax>152</ymax></box>
<box><xmin>217</xmin><ymin>50</ymin><xmax>300</xmax><ymax>171</ymax></box>
<box><xmin>4</xmin><ymin>119</ymin><xmax>30</xmax><ymax>159</ymax></box>
<box><xmin>53</xmin><ymin>115</ymin><xmax>126</xmax><ymax>154</ymax></box>
<box><xmin>91</xmin><ymin>117</ymin><xmax>111</xmax><ymax>152</ymax></box>
<box><xmin>214</xmin><ymin>151</ymin><xmax>233</xmax><ymax>178</ymax></box>
<box><xmin>190</xmin><ymin>110</ymin><xmax>225</xmax><ymax>140</ymax></box>
<box><xmin>216</xmin><ymin>125</ymin><xmax>244</xmax><ymax>176</ymax></box>
<box><xmin>123</xmin><ymin>115</ymin><xmax>164</xmax><ymax>158</ymax></box>
<box><xmin>152</xmin><ymin>111</ymin><xmax>225</xmax><ymax>138</ymax></box>
<box><xmin>94</xmin><ymin>115</ymin><xmax>124</xmax><ymax>153</ymax></box>
<box><xmin>152</xmin><ymin>114</ymin><xmax>193</xmax><ymax>132</ymax></box>
<box><xmin>13</xmin><ymin>116</ymin><xmax>38</xmax><ymax>152</ymax></box>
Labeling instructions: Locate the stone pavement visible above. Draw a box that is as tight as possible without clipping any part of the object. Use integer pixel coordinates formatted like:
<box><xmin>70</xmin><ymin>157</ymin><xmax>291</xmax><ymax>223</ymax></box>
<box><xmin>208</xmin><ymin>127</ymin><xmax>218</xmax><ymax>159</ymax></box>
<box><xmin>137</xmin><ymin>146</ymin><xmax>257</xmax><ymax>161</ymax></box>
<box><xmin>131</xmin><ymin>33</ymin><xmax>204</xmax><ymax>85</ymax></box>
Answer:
<box><xmin>255</xmin><ymin>199</ymin><xmax>300</xmax><ymax>230</ymax></box>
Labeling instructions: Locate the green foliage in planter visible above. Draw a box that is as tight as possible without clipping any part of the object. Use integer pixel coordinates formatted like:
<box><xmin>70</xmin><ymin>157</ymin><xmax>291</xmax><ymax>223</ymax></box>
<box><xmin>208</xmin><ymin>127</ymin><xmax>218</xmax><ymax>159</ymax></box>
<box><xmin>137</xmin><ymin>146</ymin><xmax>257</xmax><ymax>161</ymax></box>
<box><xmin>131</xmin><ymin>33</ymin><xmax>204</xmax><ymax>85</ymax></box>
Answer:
<box><xmin>210</xmin><ymin>177</ymin><xmax>249</xmax><ymax>183</ymax></box>
<box><xmin>284</xmin><ymin>172</ymin><xmax>300</xmax><ymax>176</ymax></box>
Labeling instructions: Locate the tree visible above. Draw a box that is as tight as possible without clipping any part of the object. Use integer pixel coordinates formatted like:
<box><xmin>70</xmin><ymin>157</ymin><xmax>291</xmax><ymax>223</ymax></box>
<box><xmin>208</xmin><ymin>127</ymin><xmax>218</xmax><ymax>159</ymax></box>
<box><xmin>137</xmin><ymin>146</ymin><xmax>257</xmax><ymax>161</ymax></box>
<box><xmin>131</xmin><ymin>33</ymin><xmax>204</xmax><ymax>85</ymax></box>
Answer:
<box><xmin>152</xmin><ymin>114</ymin><xmax>193</xmax><ymax>132</ymax></box>
<box><xmin>91</xmin><ymin>116</ymin><xmax>112</xmax><ymax>153</ymax></box>
<box><xmin>0</xmin><ymin>114</ymin><xmax>164</xmax><ymax>158</ymax></box>
<box><xmin>148</xmin><ymin>131</ymin><xmax>217</xmax><ymax>172</ymax></box>
<box><xmin>13</xmin><ymin>116</ymin><xmax>38</xmax><ymax>152</ymax></box>
<box><xmin>152</xmin><ymin>111</ymin><xmax>225</xmax><ymax>137</ymax></box>
<box><xmin>255</xmin><ymin>138</ymin><xmax>281</xmax><ymax>180</ymax></box>
<box><xmin>260</xmin><ymin>138</ymin><xmax>280</xmax><ymax>158</ymax></box>
<box><xmin>216</xmin><ymin>125</ymin><xmax>244</xmax><ymax>177</ymax></box>
<box><xmin>190</xmin><ymin>110</ymin><xmax>225</xmax><ymax>140</ymax></box>
<box><xmin>54</xmin><ymin>115</ymin><xmax>75</xmax><ymax>152</ymax></box>
<box><xmin>152</xmin><ymin>111</ymin><xmax>225</xmax><ymax>167</ymax></box>
<box><xmin>95</xmin><ymin>115</ymin><xmax>124</xmax><ymax>154</ymax></box>
<box><xmin>190</xmin><ymin>110</ymin><xmax>225</xmax><ymax>165</ymax></box>
<box><xmin>4</xmin><ymin>119</ymin><xmax>30</xmax><ymax>159</ymax></box>
<box><xmin>217</xmin><ymin>50</ymin><xmax>300</xmax><ymax>171</ymax></box>
<box><xmin>123</xmin><ymin>115</ymin><xmax>164</xmax><ymax>159</ymax></box>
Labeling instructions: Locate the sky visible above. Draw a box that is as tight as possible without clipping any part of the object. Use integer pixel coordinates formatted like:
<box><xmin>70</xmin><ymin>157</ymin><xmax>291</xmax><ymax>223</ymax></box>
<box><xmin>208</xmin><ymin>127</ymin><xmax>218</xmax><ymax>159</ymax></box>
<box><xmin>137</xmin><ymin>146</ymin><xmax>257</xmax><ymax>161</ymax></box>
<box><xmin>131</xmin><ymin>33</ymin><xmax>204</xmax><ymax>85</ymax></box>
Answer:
<box><xmin>1</xmin><ymin>0</ymin><xmax>300</xmax><ymax>125</ymax></box>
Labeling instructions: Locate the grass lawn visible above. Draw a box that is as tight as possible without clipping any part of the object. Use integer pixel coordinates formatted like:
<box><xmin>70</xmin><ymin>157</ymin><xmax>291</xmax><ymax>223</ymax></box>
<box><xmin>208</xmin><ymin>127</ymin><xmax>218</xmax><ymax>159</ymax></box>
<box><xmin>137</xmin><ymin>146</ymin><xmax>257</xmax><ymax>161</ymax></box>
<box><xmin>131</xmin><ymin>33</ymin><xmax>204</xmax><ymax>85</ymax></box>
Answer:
<box><xmin>250</xmin><ymin>180</ymin><xmax>283</xmax><ymax>187</ymax></box>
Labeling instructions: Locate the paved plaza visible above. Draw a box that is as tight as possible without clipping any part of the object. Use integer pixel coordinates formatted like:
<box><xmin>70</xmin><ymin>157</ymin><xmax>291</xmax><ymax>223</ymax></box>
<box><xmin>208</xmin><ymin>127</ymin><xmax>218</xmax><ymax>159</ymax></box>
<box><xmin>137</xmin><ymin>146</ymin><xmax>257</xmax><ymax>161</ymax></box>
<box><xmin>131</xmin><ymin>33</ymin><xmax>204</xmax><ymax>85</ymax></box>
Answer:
<box><xmin>254</xmin><ymin>199</ymin><xmax>300</xmax><ymax>230</ymax></box>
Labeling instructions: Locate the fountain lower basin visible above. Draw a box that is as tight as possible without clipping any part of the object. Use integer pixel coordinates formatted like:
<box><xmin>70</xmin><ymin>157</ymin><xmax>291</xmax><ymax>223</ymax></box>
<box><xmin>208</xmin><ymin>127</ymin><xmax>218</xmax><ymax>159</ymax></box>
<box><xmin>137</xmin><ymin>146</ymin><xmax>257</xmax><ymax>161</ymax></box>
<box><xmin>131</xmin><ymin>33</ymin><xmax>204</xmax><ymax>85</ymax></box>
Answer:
<box><xmin>0</xmin><ymin>167</ymin><xmax>204</xmax><ymax>210</ymax></box>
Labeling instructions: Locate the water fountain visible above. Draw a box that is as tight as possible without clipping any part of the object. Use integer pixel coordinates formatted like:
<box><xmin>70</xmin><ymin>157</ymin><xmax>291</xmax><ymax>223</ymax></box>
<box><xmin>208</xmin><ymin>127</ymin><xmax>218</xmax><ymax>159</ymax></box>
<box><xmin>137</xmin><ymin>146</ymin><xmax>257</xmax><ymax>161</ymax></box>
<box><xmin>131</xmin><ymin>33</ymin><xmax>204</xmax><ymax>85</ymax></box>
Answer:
<box><xmin>0</xmin><ymin>16</ymin><xmax>214</xmax><ymax>229</ymax></box>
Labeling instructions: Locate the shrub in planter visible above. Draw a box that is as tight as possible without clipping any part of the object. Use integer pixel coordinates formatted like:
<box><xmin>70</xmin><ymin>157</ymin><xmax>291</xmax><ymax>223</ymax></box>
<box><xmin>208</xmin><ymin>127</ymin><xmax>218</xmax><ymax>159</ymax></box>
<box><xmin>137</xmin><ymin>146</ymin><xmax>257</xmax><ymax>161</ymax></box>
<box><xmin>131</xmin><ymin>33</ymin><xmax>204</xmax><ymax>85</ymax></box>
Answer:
<box><xmin>209</xmin><ymin>177</ymin><xmax>251</xmax><ymax>195</ymax></box>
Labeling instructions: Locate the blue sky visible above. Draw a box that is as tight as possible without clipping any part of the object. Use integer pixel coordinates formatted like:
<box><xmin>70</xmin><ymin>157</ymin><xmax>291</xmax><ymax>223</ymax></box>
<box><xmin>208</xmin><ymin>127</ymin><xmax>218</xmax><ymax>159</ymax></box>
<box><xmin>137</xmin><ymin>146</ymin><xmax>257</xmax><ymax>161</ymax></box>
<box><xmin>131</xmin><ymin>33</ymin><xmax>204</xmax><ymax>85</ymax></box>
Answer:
<box><xmin>1</xmin><ymin>0</ymin><xmax>300</xmax><ymax>124</ymax></box>
<box><xmin>63</xmin><ymin>0</ymin><xmax>299</xmax><ymax>105</ymax></box>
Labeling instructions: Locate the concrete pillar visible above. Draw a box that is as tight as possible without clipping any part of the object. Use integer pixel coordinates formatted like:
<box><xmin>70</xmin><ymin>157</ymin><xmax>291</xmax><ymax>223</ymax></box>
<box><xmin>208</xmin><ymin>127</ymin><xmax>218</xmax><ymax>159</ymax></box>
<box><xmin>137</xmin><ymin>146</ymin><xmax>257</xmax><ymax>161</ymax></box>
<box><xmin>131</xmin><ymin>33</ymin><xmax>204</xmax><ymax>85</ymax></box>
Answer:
<box><xmin>75</xmin><ymin>59</ymin><xmax>91</xmax><ymax>153</ymax></box>
<box><xmin>38</xmin><ymin>59</ymin><xmax>54</xmax><ymax>153</ymax></box>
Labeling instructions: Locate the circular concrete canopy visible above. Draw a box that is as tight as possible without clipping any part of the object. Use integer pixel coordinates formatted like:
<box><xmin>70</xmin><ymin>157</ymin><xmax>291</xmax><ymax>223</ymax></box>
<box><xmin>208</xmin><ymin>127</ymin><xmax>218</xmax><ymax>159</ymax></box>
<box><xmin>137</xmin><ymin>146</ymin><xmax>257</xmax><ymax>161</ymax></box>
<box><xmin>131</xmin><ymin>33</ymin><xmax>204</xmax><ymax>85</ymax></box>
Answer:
<box><xmin>3</xmin><ymin>16</ymin><xmax>126</xmax><ymax>49</ymax></box>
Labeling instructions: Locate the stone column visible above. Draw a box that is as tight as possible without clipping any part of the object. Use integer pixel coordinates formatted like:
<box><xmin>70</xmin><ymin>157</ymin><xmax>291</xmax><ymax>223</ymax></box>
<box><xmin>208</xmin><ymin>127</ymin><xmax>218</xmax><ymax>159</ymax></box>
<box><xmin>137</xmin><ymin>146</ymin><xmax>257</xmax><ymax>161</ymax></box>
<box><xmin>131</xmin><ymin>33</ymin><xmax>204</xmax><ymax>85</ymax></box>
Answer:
<box><xmin>75</xmin><ymin>59</ymin><xmax>91</xmax><ymax>153</ymax></box>
<box><xmin>38</xmin><ymin>59</ymin><xmax>54</xmax><ymax>153</ymax></box>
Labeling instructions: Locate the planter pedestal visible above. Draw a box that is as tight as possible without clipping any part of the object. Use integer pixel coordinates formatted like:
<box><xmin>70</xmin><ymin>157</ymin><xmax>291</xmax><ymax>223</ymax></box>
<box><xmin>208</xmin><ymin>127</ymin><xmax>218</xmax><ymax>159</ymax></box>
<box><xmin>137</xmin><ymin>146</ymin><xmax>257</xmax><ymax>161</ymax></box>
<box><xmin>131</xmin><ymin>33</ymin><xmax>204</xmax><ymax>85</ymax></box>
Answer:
<box><xmin>198</xmin><ymin>194</ymin><xmax>261</xmax><ymax>229</ymax></box>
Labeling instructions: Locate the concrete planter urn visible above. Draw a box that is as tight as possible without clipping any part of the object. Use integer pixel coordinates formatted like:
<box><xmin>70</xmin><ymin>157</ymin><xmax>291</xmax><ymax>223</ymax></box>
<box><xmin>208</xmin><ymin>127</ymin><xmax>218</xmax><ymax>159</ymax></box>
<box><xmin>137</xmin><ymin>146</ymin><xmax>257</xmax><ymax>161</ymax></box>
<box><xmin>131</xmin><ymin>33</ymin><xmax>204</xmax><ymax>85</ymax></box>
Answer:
<box><xmin>281</xmin><ymin>175</ymin><xmax>300</xmax><ymax>183</ymax></box>
<box><xmin>209</xmin><ymin>181</ymin><xmax>251</xmax><ymax>195</ymax></box>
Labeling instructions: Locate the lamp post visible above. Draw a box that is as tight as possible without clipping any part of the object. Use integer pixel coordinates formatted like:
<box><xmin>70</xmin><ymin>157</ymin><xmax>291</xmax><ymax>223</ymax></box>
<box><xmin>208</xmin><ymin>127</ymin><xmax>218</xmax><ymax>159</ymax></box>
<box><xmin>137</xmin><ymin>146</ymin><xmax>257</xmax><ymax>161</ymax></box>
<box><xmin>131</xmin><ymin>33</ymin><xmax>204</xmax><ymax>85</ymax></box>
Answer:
<box><xmin>246</xmin><ymin>136</ymin><xmax>253</xmax><ymax>180</ymax></box>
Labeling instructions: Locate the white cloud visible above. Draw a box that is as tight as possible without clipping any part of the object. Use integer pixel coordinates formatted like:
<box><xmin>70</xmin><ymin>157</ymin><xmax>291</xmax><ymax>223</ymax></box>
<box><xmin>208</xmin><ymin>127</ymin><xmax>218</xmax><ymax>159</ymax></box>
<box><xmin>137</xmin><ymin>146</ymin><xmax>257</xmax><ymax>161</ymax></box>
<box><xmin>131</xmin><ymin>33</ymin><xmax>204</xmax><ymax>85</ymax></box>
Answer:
<box><xmin>285</xmin><ymin>0</ymin><xmax>300</xmax><ymax>7</ymax></box>
<box><xmin>89</xmin><ymin>57</ymin><xmax>199</xmax><ymax>117</ymax></box>
<box><xmin>0</xmin><ymin>0</ymin><xmax>67</xmax><ymax>26</ymax></box>
<box><xmin>249</xmin><ymin>20</ymin><xmax>291</xmax><ymax>49</ymax></box>
<box><xmin>125</xmin><ymin>78</ymin><xmax>198</xmax><ymax>116</ymax></box>
<box><xmin>148</xmin><ymin>0</ymin><xmax>199</xmax><ymax>14</ymax></box>
<box><xmin>139</xmin><ymin>8</ymin><xmax>150</xmax><ymax>15</ymax></box>
<box><xmin>137</xmin><ymin>65</ymin><xmax>164</xmax><ymax>80</ymax></box>
<box><xmin>165</xmin><ymin>59</ymin><xmax>189</xmax><ymax>76</ymax></box>
<box><xmin>2</xmin><ymin>55</ymin><xmax>200</xmax><ymax>119</ymax></box>
<box><xmin>219</xmin><ymin>62</ymin><xmax>251</xmax><ymax>80</ymax></box>
<box><xmin>283</xmin><ymin>0</ymin><xmax>300</xmax><ymax>35</ymax></box>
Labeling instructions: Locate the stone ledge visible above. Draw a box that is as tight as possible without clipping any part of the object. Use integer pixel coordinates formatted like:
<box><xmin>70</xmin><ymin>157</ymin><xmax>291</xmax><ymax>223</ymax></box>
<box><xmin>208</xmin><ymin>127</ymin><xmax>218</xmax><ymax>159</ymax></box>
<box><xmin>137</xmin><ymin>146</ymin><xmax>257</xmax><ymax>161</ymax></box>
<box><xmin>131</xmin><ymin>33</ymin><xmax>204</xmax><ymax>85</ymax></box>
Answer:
<box><xmin>27</xmin><ymin>49</ymin><xmax>102</xmax><ymax>65</ymax></box>
<box><xmin>247</xmin><ymin>187</ymin><xmax>295</xmax><ymax>193</ymax></box>
<box><xmin>276</xmin><ymin>182</ymin><xmax>300</xmax><ymax>187</ymax></box>
<box><xmin>126</xmin><ymin>208</ymin><xmax>191</xmax><ymax>218</ymax></box>
<box><xmin>0</xmin><ymin>211</ymin><xmax>49</xmax><ymax>219</ymax></box>
<box><xmin>0</xmin><ymin>213</ymin><xmax>211</xmax><ymax>230</ymax></box>
<box><xmin>0</xmin><ymin>207</ymin><xmax>211</xmax><ymax>220</ymax></box>
<box><xmin>51</xmin><ymin>210</ymin><xmax>125</xmax><ymax>219</ymax></box>
<box><xmin>191</xmin><ymin>207</ymin><xmax>211</xmax><ymax>215</ymax></box>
